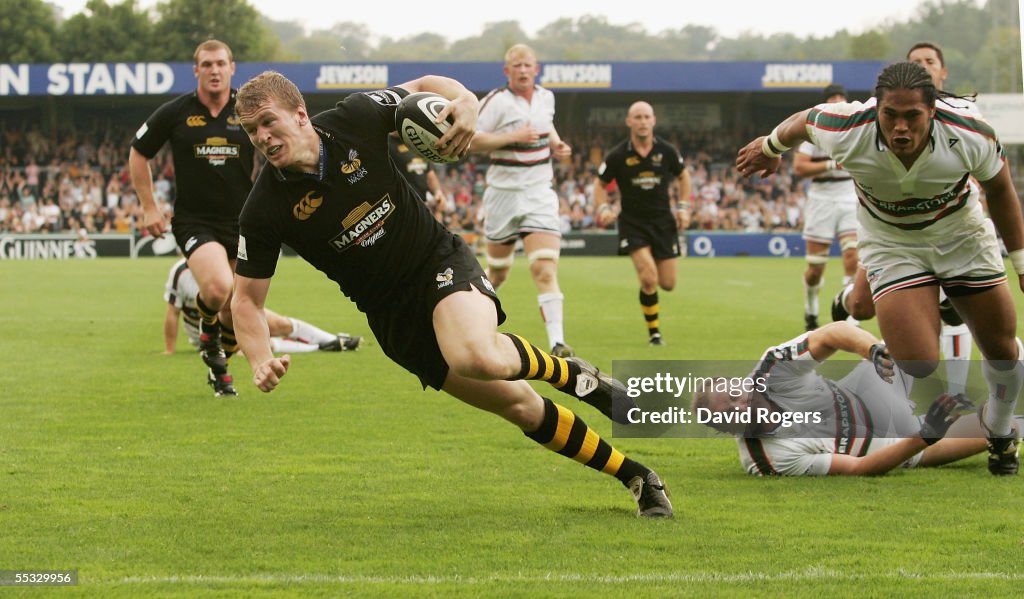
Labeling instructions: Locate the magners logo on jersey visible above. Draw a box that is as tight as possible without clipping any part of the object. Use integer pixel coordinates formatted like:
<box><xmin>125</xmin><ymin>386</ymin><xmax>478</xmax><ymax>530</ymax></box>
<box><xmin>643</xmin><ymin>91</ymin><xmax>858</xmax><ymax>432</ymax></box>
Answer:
<box><xmin>632</xmin><ymin>170</ymin><xmax>661</xmax><ymax>191</ymax></box>
<box><xmin>186</xmin><ymin>115</ymin><xmax>207</xmax><ymax>127</ymax></box>
<box><xmin>329</xmin><ymin>194</ymin><xmax>394</xmax><ymax>252</ymax></box>
<box><xmin>194</xmin><ymin>137</ymin><xmax>240</xmax><ymax>166</ymax></box>
<box><xmin>293</xmin><ymin>191</ymin><xmax>323</xmax><ymax>221</ymax></box>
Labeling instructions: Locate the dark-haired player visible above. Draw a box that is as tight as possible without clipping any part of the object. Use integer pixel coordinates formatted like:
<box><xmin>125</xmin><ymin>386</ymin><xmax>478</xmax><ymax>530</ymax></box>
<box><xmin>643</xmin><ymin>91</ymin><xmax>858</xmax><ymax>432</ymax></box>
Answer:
<box><xmin>832</xmin><ymin>42</ymin><xmax>976</xmax><ymax>397</ymax></box>
<box><xmin>229</xmin><ymin>71</ymin><xmax>673</xmax><ymax>517</ymax></box>
<box><xmin>792</xmin><ymin>84</ymin><xmax>858</xmax><ymax>331</ymax></box>
<box><xmin>592</xmin><ymin>101</ymin><xmax>689</xmax><ymax>346</ymax></box>
<box><xmin>130</xmin><ymin>39</ymin><xmax>256</xmax><ymax>397</ymax></box>
<box><xmin>737</xmin><ymin>61</ymin><xmax>1024</xmax><ymax>475</ymax></box>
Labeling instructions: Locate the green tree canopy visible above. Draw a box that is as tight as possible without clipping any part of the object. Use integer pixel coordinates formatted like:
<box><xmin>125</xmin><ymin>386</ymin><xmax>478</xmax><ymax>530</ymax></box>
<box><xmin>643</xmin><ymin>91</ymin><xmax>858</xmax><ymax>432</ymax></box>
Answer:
<box><xmin>0</xmin><ymin>0</ymin><xmax>59</xmax><ymax>62</ymax></box>
<box><xmin>56</xmin><ymin>0</ymin><xmax>154</xmax><ymax>62</ymax></box>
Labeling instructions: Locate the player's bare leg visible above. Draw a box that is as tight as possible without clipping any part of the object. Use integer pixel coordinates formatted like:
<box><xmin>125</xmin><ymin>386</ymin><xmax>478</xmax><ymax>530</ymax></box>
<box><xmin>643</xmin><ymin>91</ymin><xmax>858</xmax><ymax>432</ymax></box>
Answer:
<box><xmin>523</xmin><ymin>232</ymin><xmax>571</xmax><ymax>357</ymax></box>
<box><xmin>803</xmin><ymin>240</ymin><xmax>830</xmax><ymax>330</ymax></box>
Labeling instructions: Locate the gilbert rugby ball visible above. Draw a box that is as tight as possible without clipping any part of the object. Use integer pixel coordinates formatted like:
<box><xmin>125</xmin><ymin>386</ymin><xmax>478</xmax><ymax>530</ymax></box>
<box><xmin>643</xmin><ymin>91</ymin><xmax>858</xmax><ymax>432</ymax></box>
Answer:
<box><xmin>395</xmin><ymin>92</ymin><xmax>459</xmax><ymax>164</ymax></box>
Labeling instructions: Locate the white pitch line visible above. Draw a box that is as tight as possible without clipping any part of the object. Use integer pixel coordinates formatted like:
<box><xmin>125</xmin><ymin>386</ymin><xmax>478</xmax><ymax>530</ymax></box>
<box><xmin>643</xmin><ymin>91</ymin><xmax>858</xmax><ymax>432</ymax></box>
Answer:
<box><xmin>113</xmin><ymin>569</ymin><xmax>1024</xmax><ymax>586</ymax></box>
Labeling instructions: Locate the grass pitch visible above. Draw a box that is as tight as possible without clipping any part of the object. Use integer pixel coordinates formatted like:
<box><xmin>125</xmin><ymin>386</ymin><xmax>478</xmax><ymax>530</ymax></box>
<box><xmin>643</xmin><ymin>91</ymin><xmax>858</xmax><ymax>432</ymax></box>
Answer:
<box><xmin>1</xmin><ymin>256</ymin><xmax>1022</xmax><ymax>597</ymax></box>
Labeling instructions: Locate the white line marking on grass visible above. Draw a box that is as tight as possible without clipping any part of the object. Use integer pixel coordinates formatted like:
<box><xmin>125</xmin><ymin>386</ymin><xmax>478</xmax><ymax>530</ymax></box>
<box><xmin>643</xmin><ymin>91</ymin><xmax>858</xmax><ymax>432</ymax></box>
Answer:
<box><xmin>115</xmin><ymin>568</ymin><xmax>1024</xmax><ymax>586</ymax></box>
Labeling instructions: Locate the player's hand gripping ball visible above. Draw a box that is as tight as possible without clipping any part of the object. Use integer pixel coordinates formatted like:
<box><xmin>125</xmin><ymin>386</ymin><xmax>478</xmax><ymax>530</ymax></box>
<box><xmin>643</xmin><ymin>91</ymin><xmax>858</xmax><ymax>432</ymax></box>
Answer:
<box><xmin>395</xmin><ymin>92</ymin><xmax>459</xmax><ymax>163</ymax></box>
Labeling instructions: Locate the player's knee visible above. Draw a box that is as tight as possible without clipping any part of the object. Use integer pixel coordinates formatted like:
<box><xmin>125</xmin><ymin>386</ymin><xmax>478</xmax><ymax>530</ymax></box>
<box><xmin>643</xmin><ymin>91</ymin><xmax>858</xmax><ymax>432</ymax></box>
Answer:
<box><xmin>527</xmin><ymin>249</ymin><xmax>559</xmax><ymax>283</ymax></box>
<box><xmin>848</xmin><ymin>296</ymin><xmax>875</xmax><ymax>320</ymax></box>
<box><xmin>659</xmin><ymin>280</ymin><xmax>676</xmax><ymax>292</ymax></box>
<box><xmin>200</xmin><ymin>281</ymin><xmax>232</xmax><ymax>310</ymax></box>
<box><xmin>446</xmin><ymin>341</ymin><xmax>508</xmax><ymax>380</ymax></box>
<box><xmin>897</xmin><ymin>359</ymin><xmax>939</xmax><ymax>379</ymax></box>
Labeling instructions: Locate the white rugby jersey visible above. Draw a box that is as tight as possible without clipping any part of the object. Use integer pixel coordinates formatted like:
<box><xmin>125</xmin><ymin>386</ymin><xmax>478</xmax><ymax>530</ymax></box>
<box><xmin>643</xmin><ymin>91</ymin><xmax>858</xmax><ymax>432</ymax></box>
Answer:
<box><xmin>477</xmin><ymin>85</ymin><xmax>556</xmax><ymax>190</ymax></box>
<box><xmin>164</xmin><ymin>258</ymin><xmax>201</xmax><ymax>346</ymax></box>
<box><xmin>806</xmin><ymin>98</ymin><xmax>1003</xmax><ymax>241</ymax></box>
<box><xmin>738</xmin><ymin>337</ymin><xmax>918</xmax><ymax>476</ymax></box>
<box><xmin>796</xmin><ymin>141</ymin><xmax>856</xmax><ymax>203</ymax></box>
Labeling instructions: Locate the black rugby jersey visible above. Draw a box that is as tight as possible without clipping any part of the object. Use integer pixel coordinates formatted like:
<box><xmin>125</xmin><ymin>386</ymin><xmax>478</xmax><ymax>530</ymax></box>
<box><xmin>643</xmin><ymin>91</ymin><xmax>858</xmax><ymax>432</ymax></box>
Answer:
<box><xmin>132</xmin><ymin>90</ymin><xmax>254</xmax><ymax>224</ymax></box>
<box><xmin>597</xmin><ymin>137</ymin><xmax>684</xmax><ymax>221</ymax></box>
<box><xmin>388</xmin><ymin>134</ymin><xmax>434</xmax><ymax>200</ymax></box>
<box><xmin>236</xmin><ymin>87</ymin><xmax>453</xmax><ymax>312</ymax></box>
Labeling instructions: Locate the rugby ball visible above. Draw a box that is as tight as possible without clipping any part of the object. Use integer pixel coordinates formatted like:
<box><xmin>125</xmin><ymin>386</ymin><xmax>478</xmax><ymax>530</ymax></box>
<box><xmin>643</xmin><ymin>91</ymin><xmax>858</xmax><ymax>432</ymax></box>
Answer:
<box><xmin>395</xmin><ymin>92</ymin><xmax>459</xmax><ymax>164</ymax></box>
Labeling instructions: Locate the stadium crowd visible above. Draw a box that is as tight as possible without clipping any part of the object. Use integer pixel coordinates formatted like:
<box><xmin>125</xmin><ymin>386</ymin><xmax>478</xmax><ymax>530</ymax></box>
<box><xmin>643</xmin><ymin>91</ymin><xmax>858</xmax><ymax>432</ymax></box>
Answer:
<box><xmin>0</xmin><ymin>118</ymin><xmax>804</xmax><ymax>236</ymax></box>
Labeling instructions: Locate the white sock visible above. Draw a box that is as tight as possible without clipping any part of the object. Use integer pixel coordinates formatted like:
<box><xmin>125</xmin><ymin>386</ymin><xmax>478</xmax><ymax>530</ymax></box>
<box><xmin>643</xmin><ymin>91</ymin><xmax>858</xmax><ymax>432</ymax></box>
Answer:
<box><xmin>803</xmin><ymin>280</ymin><xmax>821</xmax><ymax>316</ymax></box>
<box><xmin>271</xmin><ymin>338</ymin><xmax>320</xmax><ymax>353</ymax></box>
<box><xmin>839</xmin><ymin>283</ymin><xmax>854</xmax><ymax>313</ymax></box>
<box><xmin>982</xmin><ymin>338</ymin><xmax>1024</xmax><ymax>437</ymax></box>
<box><xmin>940</xmin><ymin>324</ymin><xmax>973</xmax><ymax>395</ymax></box>
<box><xmin>288</xmin><ymin>317</ymin><xmax>336</xmax><ymax>345</ymax></box>
<box><xmin>538</xmin><ymin>292</ymin><xmax>565</xmax><ymax>349</ymax></box>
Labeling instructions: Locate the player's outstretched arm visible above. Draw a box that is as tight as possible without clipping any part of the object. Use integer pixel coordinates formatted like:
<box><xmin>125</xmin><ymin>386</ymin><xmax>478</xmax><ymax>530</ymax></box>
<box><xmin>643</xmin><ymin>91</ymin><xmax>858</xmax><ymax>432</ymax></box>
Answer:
<box><xmin>828</xmin><ymin>394</ymin><xmax>964</xmax><ymax>475</ymax></box>
<box><xmin>232</xmin><ymin>275</ymin><xmax>290</xmax><ymax>392</ymax></box>
<box><xmin>736</xmin><ymin>108</ymin><xmax>814</xmax><ymax>178</ymax></box>
<box><xmin>163</xmin><ymin>304</ymin><xmax>180</xmax><ymax>354</ymax></box>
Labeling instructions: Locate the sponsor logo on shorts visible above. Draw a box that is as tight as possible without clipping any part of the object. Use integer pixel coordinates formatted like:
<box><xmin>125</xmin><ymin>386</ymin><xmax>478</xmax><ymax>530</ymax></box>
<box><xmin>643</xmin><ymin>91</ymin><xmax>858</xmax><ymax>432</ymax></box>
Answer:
<box><xmin>436</xmin><ymin>267</ymin><xmax>454</xmax><ymax>289</ymax></box>
<box><xmin>480</xmin><ymin>276</ymin><xmax>495</xmax><ymax>293</ymax></box>
<box><xmin>293</xmin><ymin>191</ymin><xmax>323</xmax><ymax>221</ymax></box>
<box><xmin>186</xmin><ymin>115</ymin><xmax>207</xmax><ymax>127</ymax></box>
<box><xmin>329</xmin><ymin>194</ymin><xmax>394</xmax><ymax>253</ymax></box>
<box><xmin>185</xmin><ymin>236</ymin><xmax>198</xmax><ymax>252</ymax></box>
<box><xmin>867</xmin><ymin>268</ymin><xmax>882</xmax><ymax>285</ymax></box>
<box><xmin>237</xmin><ymin>235</ymin><xmax>247</xmax><ymax>260</ymax></box>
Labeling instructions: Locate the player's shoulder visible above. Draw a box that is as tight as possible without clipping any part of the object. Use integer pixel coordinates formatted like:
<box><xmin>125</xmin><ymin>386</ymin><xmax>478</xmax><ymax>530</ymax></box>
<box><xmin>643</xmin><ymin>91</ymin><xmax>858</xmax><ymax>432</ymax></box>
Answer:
<box><xmin>151</xmin><ymin>92</ymin><xmax>200</xmax><ymax>118</ymax></box>
<box><xmin>934</xmin><ymin>100</ymin><xmax>998</xmax><ymax>142</ymax></box>
<box><xmin>606</xmin><ymin>137</ymin><xmax>631</xmax><ymax>157</ymax></box>
<box><xmin>808</xmin><ymin>98</ymin><xmax>877</xmax><ymax>129</ymax></box>
<box><xmin>653</xmin><ymin>136</ymin><xmax>682</xmax><ymax>156</ymax></box>
<box><xmin>479</xmin><ymin>86</ymin><xmax>512</xmax><ymax>113</ymax></box>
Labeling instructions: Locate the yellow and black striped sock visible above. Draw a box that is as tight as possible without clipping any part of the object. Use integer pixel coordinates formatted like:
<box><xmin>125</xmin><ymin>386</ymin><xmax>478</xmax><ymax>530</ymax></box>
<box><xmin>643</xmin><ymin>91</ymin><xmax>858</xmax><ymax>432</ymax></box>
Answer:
<box><xmin>220</xmin><ymin>324</ymin><xmax>238</xmax><ymax>360</ymax></box>
<box><xmin>526</xmin><ymin>397</ymin><xmax>649</xmax><ymax>486</ymax></box>
<box><xmin>195</xmin><ymin>294</ymin><xmax>220</xmax><ymax>337</ymax></box>
<box><xmin>504</xmin><ymin>332</ymin><xmax>581</xmax><ymax>395</ymax></box>
<box><xmin>640</xmin><ymin>290</ymin><xmax>660</xmax><ymax>338</ymax></box>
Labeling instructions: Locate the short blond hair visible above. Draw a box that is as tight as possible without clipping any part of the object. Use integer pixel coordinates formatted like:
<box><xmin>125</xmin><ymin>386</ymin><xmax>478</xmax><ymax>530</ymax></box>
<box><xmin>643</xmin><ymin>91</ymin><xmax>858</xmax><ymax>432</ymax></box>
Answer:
<box><xmin>193</xmin><ymin>39</ymin><xmax>233</xmax><ymax>65</ymax></box>
<box><xmin>504</xmin><ymin>43</ymin><xmax>536</xmax><ymax>64</ymax></box>
<box><xmin>236</xmin><ymin>71</ymin><xmax>305</xmax><ymax>117</ymax></box>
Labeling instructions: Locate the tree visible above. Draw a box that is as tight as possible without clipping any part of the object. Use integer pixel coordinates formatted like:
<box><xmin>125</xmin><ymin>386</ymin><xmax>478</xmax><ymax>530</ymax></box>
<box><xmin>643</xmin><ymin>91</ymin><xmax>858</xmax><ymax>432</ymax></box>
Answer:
<box><xmin>0</xmin><ymin>0</ymin><xmax>59</xmax><ymax>62</ymax></box>
<box><xmin>848</xmin><ymin>31</ymin><xmax>891</xmax><ymax>60</ymax></box>
<box><xmin>375</xmin><ymin>33</ymin><xmax>450</xmax><ymax>61</ymax></box>
<box><xmin>55</xmin><ymin>0</ymin><xmax>154</xmax><ymax>62</ymax></box>
<box><xmin>448</xmin><ymin>21</ymin><xmax>530</xmax><ymax>61</ymax></box>
<box><xmin>285</xmin><ymin>22</ymin><xmax>376</xmax><ymax>62</ymax></box>
<box><xmin>150</xmin><ymin>0</ymin><xmax>283</xmax><ymax>61</ymax></box>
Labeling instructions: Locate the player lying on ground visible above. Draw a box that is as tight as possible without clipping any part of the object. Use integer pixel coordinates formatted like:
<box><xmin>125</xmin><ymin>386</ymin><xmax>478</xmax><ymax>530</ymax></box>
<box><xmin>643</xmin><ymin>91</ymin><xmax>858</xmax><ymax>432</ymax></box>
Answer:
<box><xmin>693</xmin><ymin>321</ymin><xmax>1018</xmax><ymax>476</ymax></box>
<box><xmin>163</xmin><ymin>257</ymin><xmax>362</xmax><ymax>356</ymax></box>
